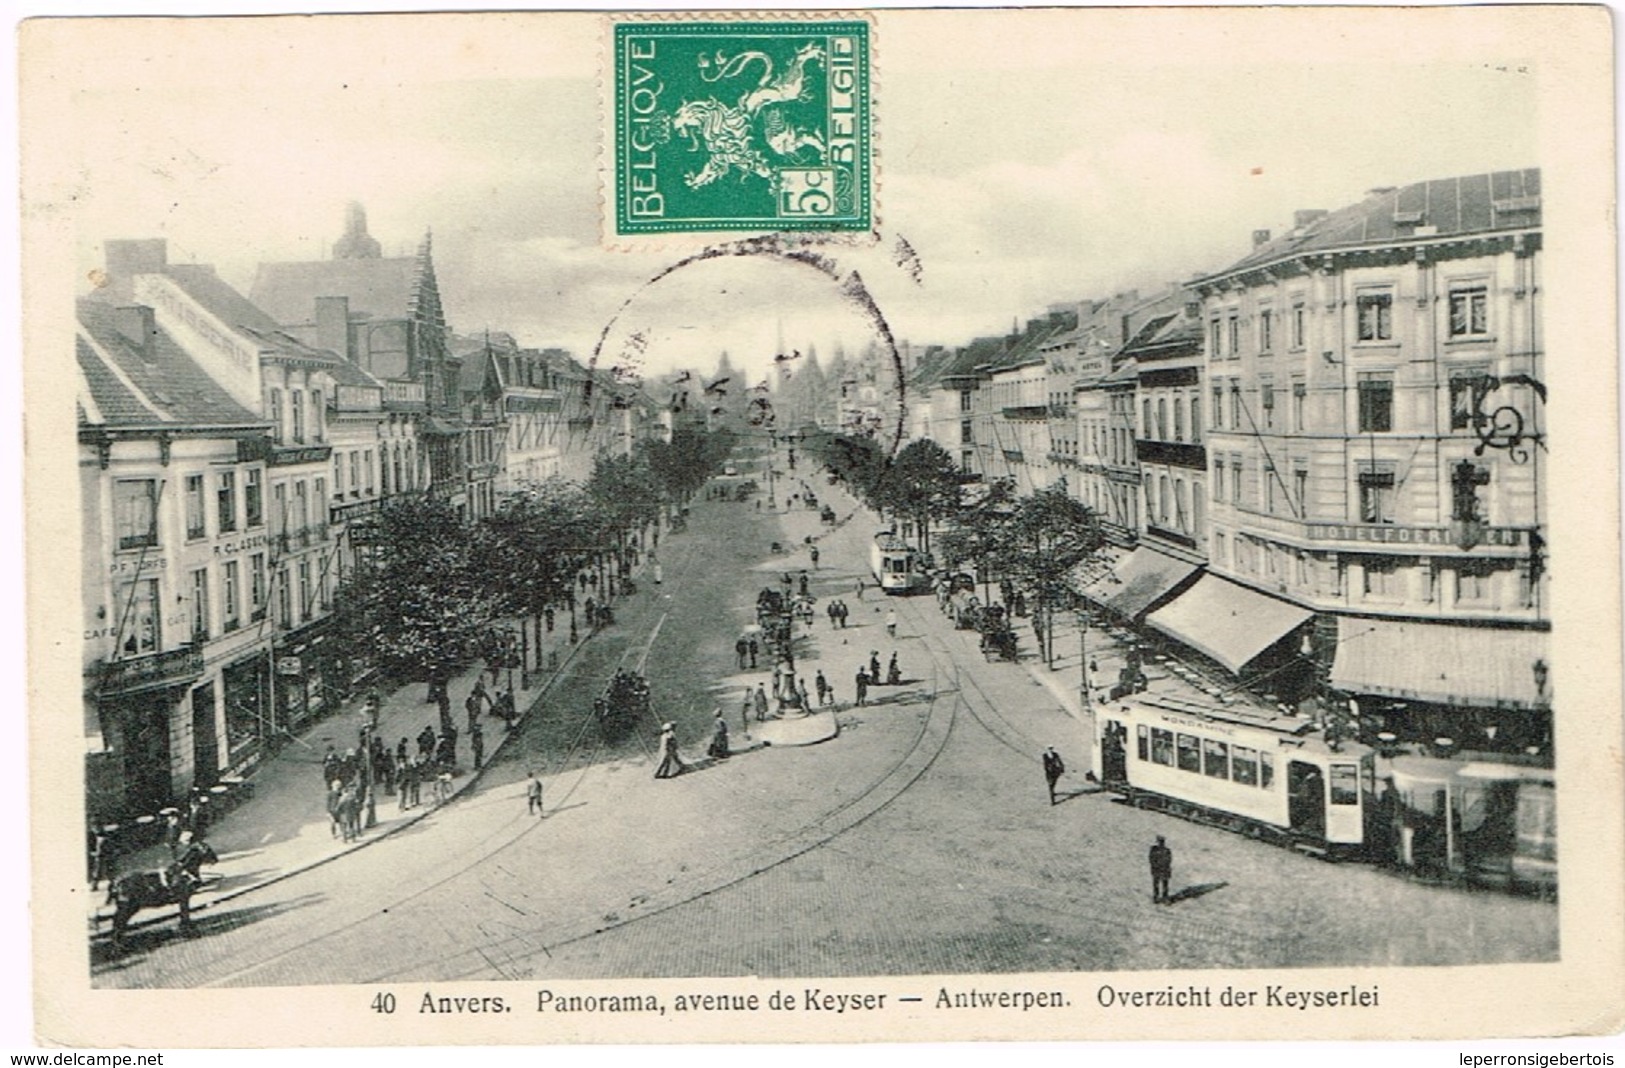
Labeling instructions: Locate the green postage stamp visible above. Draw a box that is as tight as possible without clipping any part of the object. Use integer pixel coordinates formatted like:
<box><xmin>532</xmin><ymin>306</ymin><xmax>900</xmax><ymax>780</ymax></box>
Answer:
<box><xmin>613</xmin><ymin>20</ymin><xmax>871</xmax><ymax>235</ymax></box>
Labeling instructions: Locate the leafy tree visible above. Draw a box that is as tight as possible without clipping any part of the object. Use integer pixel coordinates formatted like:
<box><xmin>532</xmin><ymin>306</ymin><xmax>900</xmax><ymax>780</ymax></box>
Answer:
<box><xmin>473</xmin><ymin>479</ymin><xmax>596</xmax><ymax>666</ymax></box>
<box><xmin>335</xmin><ymin>495</ymin><xmax>498</xmax><ymax>731</ymax></box>
<box><xmin>936</xmin><ymin>478</ymin><xmax>1018</xmax><ymax>602</ymax></box>
<box><xmin>1003</xmin><ymin>487</ymin><xmax>1106</xmax><ymax>666</ymax></box>
<box><xmin>873</xmin><ymin>438</ymin><xmax>962</xmax><ymax>553</ymax></box>
<box><xmin>644</xmin><ymin>424</ymin><xmax>735</xmax><ymax>505</ymax></box>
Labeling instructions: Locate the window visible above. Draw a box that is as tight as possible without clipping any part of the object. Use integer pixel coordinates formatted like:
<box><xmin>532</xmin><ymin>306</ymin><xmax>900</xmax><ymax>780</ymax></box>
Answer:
<box><xmin>1136</xmin><ymin>724</ymin><xmax>1149</xmax><ymax>761</ymax></box>
<box><xmin>311</xmin><ymin>389</ymin><xmax>324</xmax><ymax>441</ymax></box>
<box><xmin>1358</xmin><ymin>466</ymin><xmax>1396</xmax><ymax>524</ymax></box>
<box><xmin>1449</xmin><ymin>285</ymin><xmax>1489</xmax><ymax>337</ymax></box>
<box><xmin>1363</xmin><ymin>556</ymin><xmax>1400</xmax><ymax>598</ymax></box>
<box><xmin>271</xmin><ymin>483</ymin><xmax>287</xmax><ymax>537</ymax></box>
<box><xmin>1213</xmin><ymin>532</ymin><xmax>1228</xmax><ymax>567</ymax></box>
<box><xmin>1260</xmin><ymin>380</ymin><xmax>1275</xmax><ymax>429</ymax></box>
<box><xmin>1230</xmin><ymin>383</ymin><xmax>1242</xmax><ymax>428</ymax></box>
<box><xmin>1176</xmin><ymin>733</ymin><xmax>1201</xmax><ymax>773</ymax></box>
<box><xmin>405</xmin><ymin>444</ymin><xmax>415</xmax><ymax>490</ymax></box>
<box><xmin>185</xmin><ymin>474</ymin><xmax>207</xmax><ymax>540</ymax></box>
<box><xmin>291</xmin><ymin>390</ymin><xmax>305</xmax><ymax>443</ymax></box>
<box><xmin>1291</xmin><ymin>378</ymin><xmax>1306</xmax><ymax>432</ymax></box>
<box><xmin>245</xmin><ymin>469</ymin><xmax>263</xmax><ymax>528</ymax></box>
<box><xmin>1209</xmin><ymin>318</ymin><xmax>1223</xmax><ymax>359</ymax></box>
<box><xmin>1143</xmin><ymin>399</ymin><xmax>1153</xmax><ymax>438</ymax></box>
<box><xmin>960</xmin><ymin>419</ymin><xmax>973</xmax><ymax>444</ymax></box>
<box><xmin>190</xmin><ymin>567</ymin><xmax>210</xmax><ymax>641</ymax></box>
<box><xmin>277</xmin><ymin>564</ymin><xmax>292</xmax><ymax>628</ymax></box>
<box><xmin>1230</xmin><ymin>456</ymin><xmax>1243</xmax><ymax>506</ymax></box>
<box><xmin>380</xmin><ymin>447</ymin><xmax>390</xmax><ymax>496</ymax></box>
<box><xmin>298</xmin><ymin>559</ymin><xmax>313</xmax><ymax>622</ymax></box>
<box><xmin>393</xmin><ymin>445</ymin><xmax>404</xmax><ymax>493</ymax></box>
<box><xmin>1159</xmin><ymin>476</ymin><xmax>1171</xmax><ymax>525</ymax></box>
<box><xmin>1294</xmin><ymin>467</ymin><xmax>1308</xmax><ymax>513</ymax></box>
<box><xmin>1213</xmin><ymin>460</ymin><xmax>1226</xmax><ymax>504</ymax></box>
<box><xmin>1173</xmin><ymin>398</ymin><xmax>1185</xmax><ymax>442</ymax></box>
<box><xmin>1232</xmin><ymin>745</ymin><xmax>1259</xmax><ymax>786</ymax></box>
<box><xmin>1151</xmin><ymin>728</ymin><xmax>1175</xmax><ymax>767</ymax></box>
<box><xmin>1192</xmin><ymin>484</ymin><xmax>1205</xmax><ymax>539</ymax></box>
<box><xmin>1449</xmin><ymin>368</ymin><xmax>1488</xmax><ymax>431</ymax></box>
<box><xmin>1356</xmin><ymin>292</ymin><xmax>1393</xmax><ymax>341</ymax></box>
<box><xmin>1156</xmin><ymin>398</ymin><xmax>1168</xmax><ymax>440</ymax></box>
<box><xmin>333</xmin><ymin>456</ymin><xmax>345</xmax><ymax>500</ymax></box>
<box><xmin>1457</xmin><ymin>560</ymin><xmax>1497</xmax><ymax>603</ymax></box>
<box><xmin>1189</xmin><ymin>395</ymin><xmax>1201</xmax><ymax>443</ymax></box>
<box><xmin>113</xmin><ymin>479</ymin><xmax>159</xmax><ymax>551</ymax></box>
<box><xmin>1203</xmin><ymin>738</ymin><xmax>1230</xmax><ymax>779</ymax></box>
<box><xmin>116</xmin><ymin>578</ymin><xmax>160</xmax><ymax>656</ymax></box>
<box><xmin>223</xmin><ymin>561</ymin><xmax>240</xmax><ymax>632</ymax></box>
<box><xmin>1357</xmin><ymin>374</ymin><xmax>1394</xmax><ymax>433</ymax></box>
<box><xmin>314</xmin><ymin>479</ymin><xmax>326</xmax><ymax>530</ymax></box>
<box><xmin>364</xmin><ymin>450</ymin><xmax>375</xmax><ymax>494</ymax></box>
<box><xmin>1212</xmin><ymin>387</ymin><xmax>1223</xmax><ymax>429</ymax></box>
<box><xmin>294</xmin><ymin>480</ymin><xmax>309</xmax><ymax>537</ymax></box>
<box><xmin>1259</xmin><ymin>308</ymin><xmax>1274</xmax><ymax>353</ymax></box>
<box><xmin>959</xmin><ymin>390</ymin><xmax>972</xmax><ymax>413</ymax></box>
<box><xmin>350</xmin><ymin>452</ymin><xmax>361</xmax><ymax>498</ymax></box>
<box><xmin>1260</xmin><ymin>751</ymin><xmax>1275</xmax><ymax>789</ymax></box>
<box><xmin>268</xmin><ymin>389</ymin><xmax>284</xmax><ymax>442</ymax></box>
<box><xmin>1330</xmin><ymin>764</ymin><xmax>1360</xmax><ymax>806</ymax></box>
<box><xmin>249</xmin><ymin>553</ymin><xmax>266</xmax><ymax>618</ymax></box>
<box><xmin>1264</xmin><ymin>465</ymin><xmax>1276</xmax><ymax>513</ymax></box>
<box><xmin>1291</xmin><ymin>302</ymin><xmax>1306</xmax><ymax>349</ymax></box>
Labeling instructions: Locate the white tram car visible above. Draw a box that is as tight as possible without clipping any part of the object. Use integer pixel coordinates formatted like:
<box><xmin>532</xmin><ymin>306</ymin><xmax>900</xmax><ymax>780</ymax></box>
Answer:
<box><xmin>1093</xmin><ymin>696</ymin><xmax>1375</xmax><ymax>853</ymax></box>
<box><xmin>870</xmin><ymin>532</ymin><xmax>929</xmax><ymax>594</ymax></box>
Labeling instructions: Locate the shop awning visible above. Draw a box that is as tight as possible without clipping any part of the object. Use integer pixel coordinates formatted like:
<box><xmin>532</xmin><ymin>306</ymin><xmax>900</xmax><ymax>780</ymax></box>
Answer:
<box><xmin>1146</xmin><ymin>575</ymin><xmax>1313</xmax><ymax>673</ymax></box>
<box><xmin>1330</xmin><ymin>618</ymin><xmax>1551</xmax><ymax>710</ymax></box>
<box><xmin>1067</xmin><ymin>545</ymin><xmax>1127</xmax><ymax>597</ymax></box>
<box><xmin>1082</xmin><ymin>547</ymin><xmax>1199</xmax><ymax>621</ymax></box>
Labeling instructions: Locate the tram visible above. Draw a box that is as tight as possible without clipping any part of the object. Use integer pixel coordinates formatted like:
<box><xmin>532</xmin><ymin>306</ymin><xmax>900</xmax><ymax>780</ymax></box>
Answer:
<box><xmin>1093</xmin><ymin>695</ymin><xmax>1559</xmax><ymax>894</ymax></box>
<box><xmin>1093</xmin><ymin>696</ymin><xmax>1376</xmax><ymax>854</ymax></box>
<box><xmin>870</xmin><ymin>532</ymin><xmax>929</xmax><ymax>594</ymax></box>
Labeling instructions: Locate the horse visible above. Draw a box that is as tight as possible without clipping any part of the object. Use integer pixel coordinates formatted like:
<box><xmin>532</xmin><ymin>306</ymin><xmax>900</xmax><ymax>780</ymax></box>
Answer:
<box><xmin>103</xmin><ymin>838</ymin><xmax>218</xmax><ymax>949</ymax></box>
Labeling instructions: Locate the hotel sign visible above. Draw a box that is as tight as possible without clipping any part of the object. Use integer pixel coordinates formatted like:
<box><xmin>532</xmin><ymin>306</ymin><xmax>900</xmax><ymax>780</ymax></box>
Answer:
<box><xmin>1306</xmin><ymin>524</ymin><xmax>1526</xmax><ymax>547</ymax></box>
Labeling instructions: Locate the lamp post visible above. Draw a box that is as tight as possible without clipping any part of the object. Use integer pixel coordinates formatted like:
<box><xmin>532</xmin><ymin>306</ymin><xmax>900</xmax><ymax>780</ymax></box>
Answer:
<box><xmin>766</xmin><ymin>429</ymin><xmax>779</xmax><ymax>510</ymax></box>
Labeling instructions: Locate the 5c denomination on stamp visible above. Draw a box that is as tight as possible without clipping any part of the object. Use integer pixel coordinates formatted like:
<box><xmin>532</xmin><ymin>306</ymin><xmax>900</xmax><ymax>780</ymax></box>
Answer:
<box><xmin>614</xmin><ymin>20</ymin><xmax>871</xmax><ymax>236</ymax></box>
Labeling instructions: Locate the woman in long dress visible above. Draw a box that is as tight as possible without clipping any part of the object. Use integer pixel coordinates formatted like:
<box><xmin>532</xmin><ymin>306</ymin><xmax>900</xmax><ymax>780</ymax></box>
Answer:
<box><xmin>654</xmin><ymin>722</ymin><xmax>687</xmax><ymax>778</ymax></box>
<box><xmin>708</xmin><ymin>711</ymin><xmax>730</xmax><ymax>759</ymax></box>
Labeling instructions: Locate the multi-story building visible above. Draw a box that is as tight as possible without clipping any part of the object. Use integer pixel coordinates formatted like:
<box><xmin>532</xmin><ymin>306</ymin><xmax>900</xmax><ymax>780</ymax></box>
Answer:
<box><xmin>1128</xmin><ymin>294</ymin><xmax>1207</xmax><ymax>559</ymax></box>
<box><xmin>1187</xmin><ymin>169</ymin><xmax>1548</xmax><ymax>748</ymax></box>
<box><xmin>78</xmin><ymin>298</ymin><xmax>274</xmax><ymax>818</ymax></box>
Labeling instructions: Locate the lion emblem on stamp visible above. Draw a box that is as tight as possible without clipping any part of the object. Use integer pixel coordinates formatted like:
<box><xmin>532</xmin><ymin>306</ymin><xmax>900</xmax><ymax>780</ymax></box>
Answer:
<box><xmin>614</xmin><ymin>21</ymin><xmax>871</xmax><ymax>235</ymax></box>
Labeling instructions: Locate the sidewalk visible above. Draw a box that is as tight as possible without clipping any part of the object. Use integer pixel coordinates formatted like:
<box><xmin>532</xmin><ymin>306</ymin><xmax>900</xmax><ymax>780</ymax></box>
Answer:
<box><xmin>87</xmin><ymin>567</ymin><xmax>638</xmax><ymax>933</ymax></box>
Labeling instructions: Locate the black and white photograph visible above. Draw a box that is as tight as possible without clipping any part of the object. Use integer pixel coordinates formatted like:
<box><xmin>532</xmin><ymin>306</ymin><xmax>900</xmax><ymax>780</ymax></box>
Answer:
<box><xmin>16</xmin><ymin>4</ymin><xmax>1621</xmax><ymax>1048</ymax></box>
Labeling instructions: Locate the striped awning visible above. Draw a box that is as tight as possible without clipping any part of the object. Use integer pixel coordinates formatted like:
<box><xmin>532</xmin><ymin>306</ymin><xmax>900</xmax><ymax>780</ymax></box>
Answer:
<box><xmin>1081</xmin><ymin>547</ymin><xmax>1199</xmax><ymax>621</ymax></box>
<box><xmin>1330</xmin><ymin>618</ymin><xmax>1551</xmax><ymax>710</ymax></box>
<box><xmin>1146</xmin><ymin>575</ymin><xmax>1313</xmax><ymax>674</ymax></box>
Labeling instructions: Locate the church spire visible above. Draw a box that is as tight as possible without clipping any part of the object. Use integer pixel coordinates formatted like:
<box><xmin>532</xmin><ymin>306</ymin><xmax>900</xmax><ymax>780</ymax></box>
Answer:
<box><xmin>332</xmin><ymin>201</ymin><xmax>382</xmax><ymax>260</ymax></box>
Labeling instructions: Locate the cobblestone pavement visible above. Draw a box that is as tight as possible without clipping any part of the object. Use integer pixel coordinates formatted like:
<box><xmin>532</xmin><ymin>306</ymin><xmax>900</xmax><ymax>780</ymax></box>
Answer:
<box><xmin>90</xmin><ymin>480</ymin><xmax>1558</xmax><ymax>987</ymax></box>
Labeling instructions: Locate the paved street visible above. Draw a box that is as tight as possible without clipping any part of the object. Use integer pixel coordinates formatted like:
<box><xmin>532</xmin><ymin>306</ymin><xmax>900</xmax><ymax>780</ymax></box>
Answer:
<box><xmin>91</xmin><ymin>480</ymin><xmax>1558</xmax><ymax>988</ymax></box>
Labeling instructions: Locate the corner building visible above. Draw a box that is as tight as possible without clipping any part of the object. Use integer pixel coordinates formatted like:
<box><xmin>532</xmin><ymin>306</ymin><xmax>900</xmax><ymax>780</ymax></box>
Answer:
<box><xmin>1191</xmin><ymin>169</ymin><xmax>1548</xmax><ymax>753</ymax></box>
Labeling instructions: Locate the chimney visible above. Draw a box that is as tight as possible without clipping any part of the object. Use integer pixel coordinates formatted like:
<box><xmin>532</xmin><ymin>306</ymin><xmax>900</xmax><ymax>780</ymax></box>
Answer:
<box><xmin>112</xmin><ymin>305</ymin><xmax>158</xmax><ymax>360</ymax></box>
<box><xmin>314</xmin><ymin>296</ymin><xmax>351</xmax><ymax>360</ymax></box>
<box><xmin>104</xmin><ymin>239</ymin><xmax>168</xmax><ymax>281</ymax></box>
<box><xmin>1252</xmin><ymin>229</ymin><xmax>1272</xmax><ymax>248</ymax></box>
<box><xmin>1293</xmin><ymin>209</ymin><xmax>1328</xmax><ymax>229</ymax></box>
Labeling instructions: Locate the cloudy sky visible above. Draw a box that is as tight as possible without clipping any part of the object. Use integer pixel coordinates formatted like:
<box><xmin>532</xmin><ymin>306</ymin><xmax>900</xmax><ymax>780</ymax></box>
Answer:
<box><xmin>47</xmin><ymin>9</ymin><xmax>1543</xmax><ymax>385</ymax></box>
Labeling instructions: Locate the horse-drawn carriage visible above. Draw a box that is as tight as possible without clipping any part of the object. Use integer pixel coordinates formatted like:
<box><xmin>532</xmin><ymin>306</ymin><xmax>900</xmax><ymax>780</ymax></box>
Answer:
<box><xmin>98</xmin><ymin>836</ymin><xmax>219</xmax><ymax>951</ymax></box>
<box><xmin>976</xmin><ymin>604</ymin><xmax>1019</xmax><ymax>662</ymax></box>
<box><xmin>595</xmin><ymin>669</ymin><xmax>651</xmax><ymax>734</ymax></box>
<box><xmin>819</xmin><ymin>505</ymin><xmax>837</xmax><ymax>525</ymax></box>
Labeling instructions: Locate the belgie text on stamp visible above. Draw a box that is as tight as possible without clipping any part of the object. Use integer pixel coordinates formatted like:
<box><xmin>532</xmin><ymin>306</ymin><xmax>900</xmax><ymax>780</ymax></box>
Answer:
<box><xmin>614</xmin><ymin>20</ymin><xmax>871</xmax><ymax>236</ymax></box>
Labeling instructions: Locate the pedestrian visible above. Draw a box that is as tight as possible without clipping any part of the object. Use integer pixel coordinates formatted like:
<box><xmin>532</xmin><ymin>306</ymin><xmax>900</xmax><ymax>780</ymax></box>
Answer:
<box><xmin>869</xmin><ymin>650</ymin><xmax>882</xmax><ymax>683</ymax></box>
<box><xmin>496</xmin><ymin>688</ymin><xmax>516</xmax><ymax>730</ymax></box>
<box><xmin>815</xmin><ymin>670</ymin><xmax>830</xmax><ymax>706</ymax></box>
<box><xmin>1149</xmin><ymin>835</ymin><xmax>1173</xmax><ymax>904</ymax></box>
<box><xmin>88</xmin><ymin>826</ymin><xmax>112</xmax><ymax>891</ymax></box>
<box><xmin>436</xmin><ymin>768</ymin><xmax>453</xmax><ymax>806</ymax></box>
<box><xmin>322</xmin><ymin>744</ymin><xmax>340</xmax><ymax>786</ymax></box>
<box><xmin>772</xmin><ymin>663</ymin><xmax>783</xmax><ymax>700</ymax></box>
<box><xmin>654</xmin><ymin>561</ymin><xmax>664</xmax><ymax>585</ymax></box>
<box><xmin>408</xmin><ymin>758</ymin><xmax>422</xmax><ymax>808</ymax></box>
<box><xmin>735</xmin><ymin>636</ymin><xmax>749</xmax><ymax>670</ymax></box>
<box><xmin>396</xmin><ymin>737</ymin><xmax>409</xmax><ymax>769</ymax></box>
<box><xmin>418</xmin><ymin>723</ymin><xmax>436</xmax><ymax>760</ymax></box>
<box><xmin>887</xmin><ymin>652</ymin><xmax>902</xmax><ymax>686</ymax></box>
<box><xmin>748</xmin><ymin>637</ymin><xmax>759</xmax><ymax>669</ymax></box>
<box><xmin>797</xmin><ymin>679</ymin><xmax>810</xmax><ymax>711</ymax></box>
<box><xmin>810</xmin><ymin>545</ymin><xmax>820</xmax><ymax>569</ymax></box>
<box><xmin>1043</xmin><ymin>746</ymin><xmax>1065</xmax><ymax>805</ymax></box>
<box><xmin>855</xmin><ymin>668</ymin><xmax>869</xmax><ymax>707</ymax></box>
<box><xmin>799</xmin><ymin>572</ymin><xmax>810</xmax><ymax>597</ymax></box>
<box><xmin>856</xmin><ymin>578</ymin><xmax>865</xmax><ymax>600</ymax></box>
<box><xmin>162</xmin><ymin>808</ymin><xmax>183</xmax><ymax>858</ymax></box>
<box><xmin>327</xmin><ymin>780</ymin><xmax>345</xmax><ymax>837</ymax></box>
<box><xmin>527</xmin><ymin>770</ymin><xmax>544</xmax><ymax>816</ymax></box>
<box><xmin>741</xmin><ymin>687</ymin><xmax>753</xmax><ymax>731</ymax></box>
<box><xmin>471</xmin><ymin>722</ymin><xmax>485</xmax><ymax>768</ymax></box>
<box><xmin>398</xmin><ymin>758</ymin><xmax>412</xmax><ymax>811</ymax></box>
<box><xmin>654</xmin><ymin>722</ymin><xmax>687</xmax><ymax>778</ymax></box>
<box><xmin>827</xmin><ymin>602</ymin><xmax>838</xmax><ymax>628</ymax></box>
<box><xmin>754</xmin><ymin>683</ymin><xmax>770</xmax><ymax>722</ymax></box>
<box><xmin>886</xmin><ymin>608</ymin><xmax>898</xmax><ymax>638</ymax></box>
<box><xmin>708</xmin><ymin>710</ymin><xmax>731</xmax><ymax>759</ymax></box>
<box><xmin>838</xmin><ymin>600</ymin><xmax>849</xmax><ymax>628</ymax></box>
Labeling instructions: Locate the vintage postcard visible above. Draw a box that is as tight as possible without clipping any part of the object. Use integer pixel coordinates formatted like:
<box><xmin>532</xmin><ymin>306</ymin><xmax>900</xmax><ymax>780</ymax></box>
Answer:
<box><xmin>17</xmin><ymin>4</ymin><xmax>1622</xmax><ymax>1049</ymax></box>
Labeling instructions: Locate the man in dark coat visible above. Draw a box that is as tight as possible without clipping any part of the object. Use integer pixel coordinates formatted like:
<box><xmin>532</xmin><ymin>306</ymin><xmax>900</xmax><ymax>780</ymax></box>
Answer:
<box><xmin>1043</xmin><ymin>747</ymin><xmax>1065</xmax><ymax>805</ymax></box>
<box><xmin>735</xmin><ymin>636</ymin><xmax>749</xmax><ymax>670</ymax></box>
<box><xmin>855</xmin><ymin>668</ymin><xmax>870</xmax><ymax>707</ymax></box>
<box><xmin>1149</xmin><ymin>836</ymin><xmax>1173</xmax><ymax>904</ymax></box>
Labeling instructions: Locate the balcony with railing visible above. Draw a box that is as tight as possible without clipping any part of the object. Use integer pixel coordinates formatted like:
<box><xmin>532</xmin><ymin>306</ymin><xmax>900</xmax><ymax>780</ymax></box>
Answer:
<box><xmin>96</xmin><ymin>645</ymin><xmax>205</xmax><ymax>697</ymax></box>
